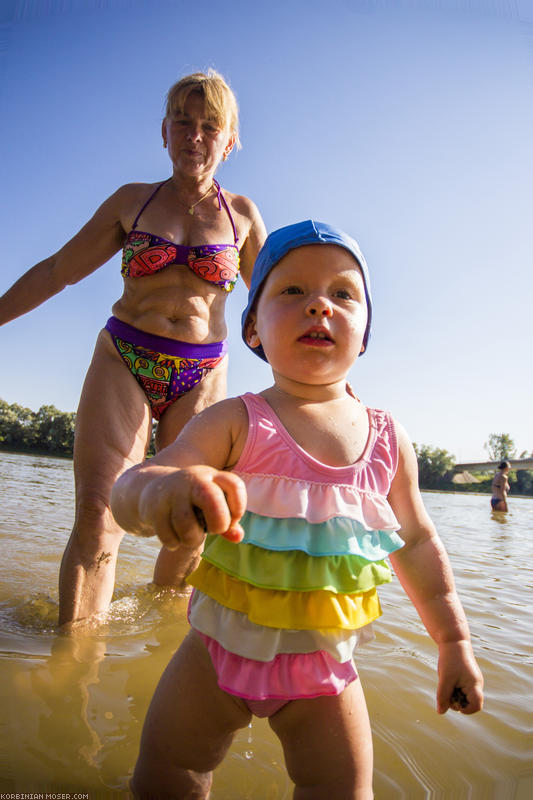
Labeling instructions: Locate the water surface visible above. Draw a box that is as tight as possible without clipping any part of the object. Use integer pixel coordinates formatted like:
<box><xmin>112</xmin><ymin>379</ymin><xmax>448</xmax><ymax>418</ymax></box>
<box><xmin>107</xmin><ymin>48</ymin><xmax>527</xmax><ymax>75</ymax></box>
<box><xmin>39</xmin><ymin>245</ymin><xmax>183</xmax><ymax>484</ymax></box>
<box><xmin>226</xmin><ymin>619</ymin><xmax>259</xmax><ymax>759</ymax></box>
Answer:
<box><xmin>1</xmin><ymin>452</ymin><xmax>532</xmax><ymax>797</ymax></box>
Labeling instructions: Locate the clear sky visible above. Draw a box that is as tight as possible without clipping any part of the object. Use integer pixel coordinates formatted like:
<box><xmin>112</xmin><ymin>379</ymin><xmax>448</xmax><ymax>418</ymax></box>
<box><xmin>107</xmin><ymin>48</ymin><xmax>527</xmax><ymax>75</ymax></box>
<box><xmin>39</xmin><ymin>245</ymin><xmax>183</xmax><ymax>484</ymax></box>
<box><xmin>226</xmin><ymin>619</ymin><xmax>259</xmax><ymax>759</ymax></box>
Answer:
<box><xmin>1</xmin><ymin>0</ymin><xmax>532</xmax><ymax>462</ymax></box>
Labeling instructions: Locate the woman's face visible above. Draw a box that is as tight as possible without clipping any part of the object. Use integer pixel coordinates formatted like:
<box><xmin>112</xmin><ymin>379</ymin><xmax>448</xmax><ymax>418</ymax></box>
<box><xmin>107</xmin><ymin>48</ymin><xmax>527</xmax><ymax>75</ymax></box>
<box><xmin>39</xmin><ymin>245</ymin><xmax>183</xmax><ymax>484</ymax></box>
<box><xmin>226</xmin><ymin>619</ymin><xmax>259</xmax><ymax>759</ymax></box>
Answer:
<box><xmin>162</xmin><ymin>92</ymin><xmax>235</xmax><ymax>179</ymax></box>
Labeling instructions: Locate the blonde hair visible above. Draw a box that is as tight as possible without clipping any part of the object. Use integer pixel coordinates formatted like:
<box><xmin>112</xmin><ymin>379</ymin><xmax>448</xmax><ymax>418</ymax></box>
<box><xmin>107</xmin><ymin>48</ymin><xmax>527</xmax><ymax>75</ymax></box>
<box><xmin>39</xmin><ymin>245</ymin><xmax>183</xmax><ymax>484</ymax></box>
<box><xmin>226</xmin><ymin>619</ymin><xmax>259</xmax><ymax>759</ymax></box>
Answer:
<box><xmin>165</xmin><ymin>69</ymin><xmax>241</xmax><ymax>149</ymax></box>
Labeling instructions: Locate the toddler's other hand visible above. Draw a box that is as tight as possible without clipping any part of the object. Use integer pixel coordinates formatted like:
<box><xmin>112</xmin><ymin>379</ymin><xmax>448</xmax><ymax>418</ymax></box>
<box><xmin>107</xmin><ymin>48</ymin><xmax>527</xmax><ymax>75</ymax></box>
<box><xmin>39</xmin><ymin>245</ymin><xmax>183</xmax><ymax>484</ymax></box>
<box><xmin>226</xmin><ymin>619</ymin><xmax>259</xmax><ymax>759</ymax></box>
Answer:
<box><xmin>437</xmin><ymin>640</ymin><xmax>484</xmax><ymax>715</ymax></box>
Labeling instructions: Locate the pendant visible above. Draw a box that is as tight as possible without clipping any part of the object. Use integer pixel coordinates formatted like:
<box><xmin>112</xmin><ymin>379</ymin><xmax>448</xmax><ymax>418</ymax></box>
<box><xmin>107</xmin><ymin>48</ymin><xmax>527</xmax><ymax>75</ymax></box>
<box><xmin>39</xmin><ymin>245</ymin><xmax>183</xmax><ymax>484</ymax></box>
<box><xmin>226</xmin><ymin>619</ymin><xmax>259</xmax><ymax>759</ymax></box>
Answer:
<box><xmin>188</xmin><ymin>207</ymin><xmax>195</xmax><ymax>215</ymax></box>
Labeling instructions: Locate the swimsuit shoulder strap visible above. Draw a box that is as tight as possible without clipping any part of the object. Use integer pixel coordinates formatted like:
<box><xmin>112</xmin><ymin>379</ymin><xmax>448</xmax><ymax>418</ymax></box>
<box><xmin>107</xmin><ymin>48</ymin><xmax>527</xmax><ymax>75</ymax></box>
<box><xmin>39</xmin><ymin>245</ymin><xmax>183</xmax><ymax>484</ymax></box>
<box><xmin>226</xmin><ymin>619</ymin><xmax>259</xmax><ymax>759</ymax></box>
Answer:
<box><xmin>214</xmin><ymin>179</ymin><xmax>239</xmax><ymax>245</ymax></box>
<box><xmin>131</xmin><ymin>178</ymin><xmax>172</xmax><ymax>230</ymax></box>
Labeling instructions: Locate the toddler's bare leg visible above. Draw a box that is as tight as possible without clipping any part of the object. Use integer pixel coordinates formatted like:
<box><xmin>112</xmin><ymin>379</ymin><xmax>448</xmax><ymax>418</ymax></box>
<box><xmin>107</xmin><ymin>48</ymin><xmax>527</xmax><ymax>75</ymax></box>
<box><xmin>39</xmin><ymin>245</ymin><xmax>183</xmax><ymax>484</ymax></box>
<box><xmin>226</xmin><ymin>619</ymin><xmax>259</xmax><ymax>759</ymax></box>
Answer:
<box><xmin>269</xmin><ymin>678</ymin><xmax>374</xmax><ymax>800</ymax></box>
<box><xmin>132</xmin><ymin>630</ymin><xmax>251</xmax><ymax>799</ymax></box>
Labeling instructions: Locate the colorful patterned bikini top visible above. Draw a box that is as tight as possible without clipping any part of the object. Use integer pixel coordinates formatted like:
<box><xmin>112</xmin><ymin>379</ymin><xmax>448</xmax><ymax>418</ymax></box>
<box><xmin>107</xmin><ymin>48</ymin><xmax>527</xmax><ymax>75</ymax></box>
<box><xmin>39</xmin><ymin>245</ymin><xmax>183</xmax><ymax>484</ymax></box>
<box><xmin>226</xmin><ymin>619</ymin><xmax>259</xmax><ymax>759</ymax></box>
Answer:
<box><xmin>121</xmin><ymin>178</ymin><xmax>240</xmax><ymax>292</ymax></box>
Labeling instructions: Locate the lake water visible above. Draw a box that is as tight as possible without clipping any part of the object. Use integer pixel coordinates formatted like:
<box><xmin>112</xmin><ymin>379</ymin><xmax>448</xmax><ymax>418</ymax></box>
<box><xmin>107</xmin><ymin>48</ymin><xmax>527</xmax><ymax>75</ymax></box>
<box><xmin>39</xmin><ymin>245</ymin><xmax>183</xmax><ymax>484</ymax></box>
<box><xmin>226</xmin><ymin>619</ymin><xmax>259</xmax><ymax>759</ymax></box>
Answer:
<box><xmin>0</xmin><ymin>451</ymin><xmax>532</xmax><ymax>798</ymax></box>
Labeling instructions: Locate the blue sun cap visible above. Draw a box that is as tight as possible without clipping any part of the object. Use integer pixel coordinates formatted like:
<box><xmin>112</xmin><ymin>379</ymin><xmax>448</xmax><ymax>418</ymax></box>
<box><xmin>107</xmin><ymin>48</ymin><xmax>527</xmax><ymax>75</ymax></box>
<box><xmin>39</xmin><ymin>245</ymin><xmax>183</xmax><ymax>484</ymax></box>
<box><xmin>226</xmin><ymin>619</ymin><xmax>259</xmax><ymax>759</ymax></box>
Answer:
<box><xmin>241</xmin><ymin>220</ymin><xmax>372</xmax><ymax>362</ymax></box>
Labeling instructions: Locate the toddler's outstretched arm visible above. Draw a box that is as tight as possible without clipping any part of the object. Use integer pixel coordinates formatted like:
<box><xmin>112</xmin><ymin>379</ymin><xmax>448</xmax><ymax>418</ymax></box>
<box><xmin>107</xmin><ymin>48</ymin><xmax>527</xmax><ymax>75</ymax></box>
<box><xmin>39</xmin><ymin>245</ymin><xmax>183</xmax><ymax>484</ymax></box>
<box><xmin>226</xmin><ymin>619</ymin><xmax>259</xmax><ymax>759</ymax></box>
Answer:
<box><xmin>387</xmin><ymin>423</ymin><xmax>484</xmax><ymax>716</ymax></box>
<box><xmin>110</xmin><ymin>398</ymin><xmax>248</xmax><ymax>548</ymax></box>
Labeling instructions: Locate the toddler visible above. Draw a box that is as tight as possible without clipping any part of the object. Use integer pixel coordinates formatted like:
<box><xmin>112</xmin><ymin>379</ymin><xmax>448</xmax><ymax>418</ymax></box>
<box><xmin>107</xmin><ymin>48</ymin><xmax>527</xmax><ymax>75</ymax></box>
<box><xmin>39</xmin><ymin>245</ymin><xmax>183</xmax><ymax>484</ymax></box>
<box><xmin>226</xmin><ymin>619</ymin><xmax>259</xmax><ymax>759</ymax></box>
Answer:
<box><xmin>111</xmin><ymin>221</ymin><xmax>484</xmax><ymax>799</ymax></box>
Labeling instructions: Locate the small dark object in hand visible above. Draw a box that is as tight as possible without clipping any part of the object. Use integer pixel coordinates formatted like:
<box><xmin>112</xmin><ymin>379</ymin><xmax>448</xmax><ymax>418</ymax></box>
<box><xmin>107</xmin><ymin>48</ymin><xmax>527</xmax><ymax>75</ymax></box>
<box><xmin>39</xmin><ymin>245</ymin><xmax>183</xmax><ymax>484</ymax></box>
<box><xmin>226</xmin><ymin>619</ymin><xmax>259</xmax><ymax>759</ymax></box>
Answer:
<box><xmin>451</xmin><ymin>687</ymin><xmax>468</xmax><ymax>708</ymax></box>
<box><xmin>193</xmin><ymin>506</ymin><xmax>208</xmax><ymax>532</ymax></box>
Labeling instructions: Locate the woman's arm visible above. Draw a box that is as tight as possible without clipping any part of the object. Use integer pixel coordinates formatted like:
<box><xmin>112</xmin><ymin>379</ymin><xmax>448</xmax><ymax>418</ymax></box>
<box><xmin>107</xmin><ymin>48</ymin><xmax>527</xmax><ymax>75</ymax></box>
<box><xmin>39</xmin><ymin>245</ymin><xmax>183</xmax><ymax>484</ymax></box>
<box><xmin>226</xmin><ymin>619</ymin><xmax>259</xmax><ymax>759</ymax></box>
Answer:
<box><xmin>110</xmin><ymin>397</ymin><xmax>249</xmax><ymax>549</ymax></box>
<box><xmin>0</xmin><ymin>185</ymin><xmax>131</xmax><ymax>326</ymax></box>
<box><xmin>235</xmin><ymin>198</ymin><xmax>267</xmax><ymax>288</ymax></box>
<box><xmin>387</xmin><ymin>422</ymin><xmax>484</xmax><ymax>715</ymax></box>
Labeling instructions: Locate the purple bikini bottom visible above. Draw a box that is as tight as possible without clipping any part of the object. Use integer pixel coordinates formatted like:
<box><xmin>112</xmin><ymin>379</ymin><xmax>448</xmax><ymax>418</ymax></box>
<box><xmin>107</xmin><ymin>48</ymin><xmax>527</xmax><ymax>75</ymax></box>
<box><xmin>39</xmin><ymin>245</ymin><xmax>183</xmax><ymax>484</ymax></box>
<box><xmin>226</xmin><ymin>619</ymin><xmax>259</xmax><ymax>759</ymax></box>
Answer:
<box><xmin>105</xmin><ymin>316</ymin><xmax>227</xmax><ymax>420</ymax></box>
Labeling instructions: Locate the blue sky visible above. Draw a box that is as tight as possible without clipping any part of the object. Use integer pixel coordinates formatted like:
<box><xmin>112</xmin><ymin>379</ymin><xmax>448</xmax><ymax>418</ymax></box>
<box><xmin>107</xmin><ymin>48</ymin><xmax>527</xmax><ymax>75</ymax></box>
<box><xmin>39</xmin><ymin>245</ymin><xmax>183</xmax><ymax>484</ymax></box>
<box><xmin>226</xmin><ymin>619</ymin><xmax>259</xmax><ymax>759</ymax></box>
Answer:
<box><xmin>1</xmin><ymin>0</ymin><xmax>532</xmax><ymax>461</ymax></box>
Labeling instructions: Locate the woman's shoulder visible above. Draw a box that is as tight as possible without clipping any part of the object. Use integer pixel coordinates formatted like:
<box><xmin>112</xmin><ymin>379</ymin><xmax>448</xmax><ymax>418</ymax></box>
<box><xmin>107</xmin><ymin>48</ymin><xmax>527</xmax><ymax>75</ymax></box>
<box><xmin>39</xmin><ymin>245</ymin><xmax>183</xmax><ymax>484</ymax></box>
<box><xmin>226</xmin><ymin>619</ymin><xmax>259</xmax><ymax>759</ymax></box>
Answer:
<box><xmin>220</xmin><ymin>189</ymin><xmax>267</xmax><ymax>277</ymax></box>
<box><xmin>113</xmin><ymin>180</ymin><xmax>164</xmax><ymax>204</ymax></box>
<box><xmin>95</xmin><ymin>181</ymin><xmax>160</xmax><ymax>215</ymax></box>
<box><xmin>100</xmin><ymin>181</ymin><xmax>167</xmax><ymax>232</ymax></box>
<box><xmin>220</xmin><ymin>188</ymin><xmax>262</xmax><ymax>224</ymax></box>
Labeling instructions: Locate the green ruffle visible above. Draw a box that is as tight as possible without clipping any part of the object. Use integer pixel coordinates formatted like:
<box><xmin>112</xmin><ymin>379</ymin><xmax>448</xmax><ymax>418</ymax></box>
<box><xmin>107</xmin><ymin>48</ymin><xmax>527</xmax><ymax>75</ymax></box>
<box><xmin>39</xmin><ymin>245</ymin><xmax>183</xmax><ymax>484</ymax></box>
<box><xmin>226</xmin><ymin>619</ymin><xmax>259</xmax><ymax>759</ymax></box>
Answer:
<box><xmin>202</xmin><ymin>536</ymin><xmax>391</xmax><ymax>593</ymax></box>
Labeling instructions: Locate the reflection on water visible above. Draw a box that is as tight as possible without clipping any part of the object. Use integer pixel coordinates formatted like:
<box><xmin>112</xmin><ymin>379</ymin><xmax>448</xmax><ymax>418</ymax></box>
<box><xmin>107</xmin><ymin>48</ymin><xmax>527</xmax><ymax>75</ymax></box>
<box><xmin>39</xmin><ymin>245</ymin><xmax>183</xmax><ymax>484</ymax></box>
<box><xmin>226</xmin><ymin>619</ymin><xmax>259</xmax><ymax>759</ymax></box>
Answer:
<box><xmin>1</xmin><ymin>452</ymin><xmax>532</xmax><ymax>797</ymax></box>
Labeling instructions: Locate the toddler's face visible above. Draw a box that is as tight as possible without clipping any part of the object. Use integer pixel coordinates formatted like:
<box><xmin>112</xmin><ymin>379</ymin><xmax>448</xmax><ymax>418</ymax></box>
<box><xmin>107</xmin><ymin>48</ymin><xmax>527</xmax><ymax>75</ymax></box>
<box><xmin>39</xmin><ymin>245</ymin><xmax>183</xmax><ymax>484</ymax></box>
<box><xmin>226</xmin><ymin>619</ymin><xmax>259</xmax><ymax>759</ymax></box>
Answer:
<box><xmin>246</xmin><ymin>245</ymin><xmax>368</xmax><ymax>385</ymax></box>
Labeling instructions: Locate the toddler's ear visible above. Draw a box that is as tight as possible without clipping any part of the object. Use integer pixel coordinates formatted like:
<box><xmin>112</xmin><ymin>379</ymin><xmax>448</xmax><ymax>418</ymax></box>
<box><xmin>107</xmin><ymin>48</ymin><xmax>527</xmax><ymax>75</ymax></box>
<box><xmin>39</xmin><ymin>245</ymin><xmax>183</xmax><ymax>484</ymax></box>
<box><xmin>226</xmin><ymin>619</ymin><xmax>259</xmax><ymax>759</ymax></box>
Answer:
<box><xmin>244</xmin><ymin>313</ymin><xmax>261</xmax><ymax>350</ymax></box>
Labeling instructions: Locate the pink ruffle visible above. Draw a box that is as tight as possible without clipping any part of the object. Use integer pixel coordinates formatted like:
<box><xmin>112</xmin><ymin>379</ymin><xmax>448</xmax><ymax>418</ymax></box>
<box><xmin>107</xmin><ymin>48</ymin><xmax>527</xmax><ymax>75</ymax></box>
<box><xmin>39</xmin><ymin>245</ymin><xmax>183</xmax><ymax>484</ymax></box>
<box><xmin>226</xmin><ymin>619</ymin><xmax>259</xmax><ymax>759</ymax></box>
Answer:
<box><xmin>197</xmin><ymin>631</ymin><xmax>358</xmax><ymax>700</ymax></box>
<box><xmin>240</xmin><ymin>474</ymin><xmax>399</xmax><ymax>528</ymax></box>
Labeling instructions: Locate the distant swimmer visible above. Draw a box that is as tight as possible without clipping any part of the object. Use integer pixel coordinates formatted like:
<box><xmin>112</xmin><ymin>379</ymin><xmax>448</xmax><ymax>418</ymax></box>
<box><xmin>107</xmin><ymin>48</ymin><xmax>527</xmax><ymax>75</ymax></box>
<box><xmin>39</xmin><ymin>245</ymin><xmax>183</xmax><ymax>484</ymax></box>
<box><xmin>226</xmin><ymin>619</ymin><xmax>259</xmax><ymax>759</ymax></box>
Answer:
<box><xmin>491</xmin><ymin>461</ymin><xmax>511</xmax><ymax>512</ymax></box>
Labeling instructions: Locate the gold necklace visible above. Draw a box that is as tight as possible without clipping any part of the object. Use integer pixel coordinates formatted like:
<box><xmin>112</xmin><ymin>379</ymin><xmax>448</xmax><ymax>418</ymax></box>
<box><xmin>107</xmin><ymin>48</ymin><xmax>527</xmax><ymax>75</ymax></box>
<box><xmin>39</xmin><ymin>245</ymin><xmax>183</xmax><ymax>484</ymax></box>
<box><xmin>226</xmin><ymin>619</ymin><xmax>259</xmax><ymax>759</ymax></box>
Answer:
<box><xmin>180</xmin><ymin>182</ymin><xmax>214</xmax><ymax>215</ymax></box>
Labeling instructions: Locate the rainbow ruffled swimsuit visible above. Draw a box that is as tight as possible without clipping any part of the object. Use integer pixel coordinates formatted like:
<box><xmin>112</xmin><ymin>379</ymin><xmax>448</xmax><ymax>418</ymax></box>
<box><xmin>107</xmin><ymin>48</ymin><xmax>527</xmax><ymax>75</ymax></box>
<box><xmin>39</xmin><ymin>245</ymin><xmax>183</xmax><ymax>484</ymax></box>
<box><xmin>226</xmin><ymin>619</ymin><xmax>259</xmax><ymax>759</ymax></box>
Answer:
<box><xmin>188</xmin><ymin>392</ymin><xmax>405</xmax><ymax>704</ymax></box>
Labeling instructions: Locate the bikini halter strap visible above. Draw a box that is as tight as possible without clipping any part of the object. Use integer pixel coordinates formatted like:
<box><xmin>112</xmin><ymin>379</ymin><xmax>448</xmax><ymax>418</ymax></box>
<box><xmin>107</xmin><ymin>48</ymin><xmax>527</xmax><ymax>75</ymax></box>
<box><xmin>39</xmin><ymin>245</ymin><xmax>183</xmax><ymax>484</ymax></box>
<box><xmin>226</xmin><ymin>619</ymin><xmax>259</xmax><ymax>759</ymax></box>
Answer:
<box><xmin>214</xmin><ymin>179</ymin><xmax>239</xmax><ymax>245</ymax></box>
<box><xmin>131</xmin><ymin>179</ymin><xmax>171</xmax><ymax>230</ymax></box>
<box><xmin>131</xmin><ymin>177</ymin><xmax>239</xmax><ymax>245</ymax></box>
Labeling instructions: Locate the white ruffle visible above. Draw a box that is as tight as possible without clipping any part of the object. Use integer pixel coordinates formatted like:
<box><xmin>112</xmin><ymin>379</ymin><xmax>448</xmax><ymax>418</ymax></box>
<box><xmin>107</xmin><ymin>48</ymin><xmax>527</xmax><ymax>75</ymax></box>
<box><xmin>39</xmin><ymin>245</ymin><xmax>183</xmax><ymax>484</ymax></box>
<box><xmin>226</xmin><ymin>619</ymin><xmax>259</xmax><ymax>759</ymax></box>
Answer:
<box><xmin>189</xmin><ymin>590</ymin><xmax>374</xmax><ymax>663</ymax></box>
<box><xmin>238</xmin><ymin>473</ymin><xmax>400</xmax><ymax>529</ymax></box>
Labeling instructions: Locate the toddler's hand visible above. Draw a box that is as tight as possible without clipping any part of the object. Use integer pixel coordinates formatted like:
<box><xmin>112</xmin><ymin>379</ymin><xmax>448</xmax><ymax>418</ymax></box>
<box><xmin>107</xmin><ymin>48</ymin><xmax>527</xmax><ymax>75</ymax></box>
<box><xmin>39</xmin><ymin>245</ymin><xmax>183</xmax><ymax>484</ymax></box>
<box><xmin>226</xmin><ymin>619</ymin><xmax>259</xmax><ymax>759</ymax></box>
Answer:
<box><xmin>436</xmin><ymin>640</ymin><xmax>484</xmax><ymax>715</ymax></box>
<box><xmin>138</xmin><ymin>466</ymin><xmax>246</xmax><ymax>550</ymax></box>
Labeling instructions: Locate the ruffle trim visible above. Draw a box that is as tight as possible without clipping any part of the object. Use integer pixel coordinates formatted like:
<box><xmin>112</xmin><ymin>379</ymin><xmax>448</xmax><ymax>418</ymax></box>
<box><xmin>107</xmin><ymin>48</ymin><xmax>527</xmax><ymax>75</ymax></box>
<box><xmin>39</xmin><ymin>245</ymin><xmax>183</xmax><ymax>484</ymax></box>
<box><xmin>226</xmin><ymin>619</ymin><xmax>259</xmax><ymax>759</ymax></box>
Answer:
<box><xmin>202</xmin><ymin>535</ymin><xmax>392</xmax><ymax>593</ymax></box>
<box><xmin>230</xmin><ymin>512</ymin><xmax>404</xmax><ymax>557</ymax></box>
<box><xmin>198</xmin><ymin>631</ymin><xmax>358</xmax><ymax>700</ymax></box>
<box><xmin>237</xmin><ymin>474</ymin><xmax>401</xmax><ymax>529</ymax></box>
<box><xmin>189</xmin><ymin>590</ymin><xmax>374</xmax><ymax>663</ymax></box>
<box><xmin>188</xmin><ymin>561</ymin><xmax>382</xmax><ymax>630</ymax></box>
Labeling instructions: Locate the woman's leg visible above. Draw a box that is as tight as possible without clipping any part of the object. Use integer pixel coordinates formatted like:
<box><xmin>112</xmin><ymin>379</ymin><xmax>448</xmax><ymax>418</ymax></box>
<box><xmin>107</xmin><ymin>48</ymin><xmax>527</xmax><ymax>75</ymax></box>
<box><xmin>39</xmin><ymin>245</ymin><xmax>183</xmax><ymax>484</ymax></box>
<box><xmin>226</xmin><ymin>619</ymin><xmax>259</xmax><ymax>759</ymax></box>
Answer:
<box><xmin>151</xmin><ymin>357</ymin><xmax>228</xmax><ymax>587</ymax></box>
<box><xmin>132</xmin><ymin>629</ymin><xmax>251</xmax><ymax>799</ymax></box>
<box><xmin>58</xmin><ymin>330</ymin><xmax>152</xmax><ymax>627</ymax></box>
<box><xmin>268</xmin><ymin>679</ymin><xmax>374</xmax><ymax>800</ymax></box>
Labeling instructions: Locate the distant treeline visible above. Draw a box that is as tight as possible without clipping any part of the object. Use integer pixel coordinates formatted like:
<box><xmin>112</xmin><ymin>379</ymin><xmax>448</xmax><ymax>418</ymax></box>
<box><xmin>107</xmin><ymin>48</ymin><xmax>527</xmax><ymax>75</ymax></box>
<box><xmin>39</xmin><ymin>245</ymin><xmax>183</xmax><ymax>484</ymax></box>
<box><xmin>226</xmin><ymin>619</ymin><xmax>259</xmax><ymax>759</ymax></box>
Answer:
<box><xmin>0</xmin><ymin>398</ymin><xmax>156</xmax><ymax>458</ymax></box>
<box><xmin>0</xmin><ymin>398</ymin><xmax>76</xmax><ymax>457</ymax></box>
<box><xmin>1</xmin><ymin>399</ymin><xmax>531</xmax><ymax>495</ymax></box>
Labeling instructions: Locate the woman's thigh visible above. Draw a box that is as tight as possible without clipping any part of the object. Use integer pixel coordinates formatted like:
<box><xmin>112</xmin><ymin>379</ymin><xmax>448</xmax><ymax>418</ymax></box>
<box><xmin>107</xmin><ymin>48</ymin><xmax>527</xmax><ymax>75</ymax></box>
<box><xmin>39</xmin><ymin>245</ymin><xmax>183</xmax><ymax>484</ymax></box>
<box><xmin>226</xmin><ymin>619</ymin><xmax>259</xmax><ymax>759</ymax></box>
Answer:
<box><xmin>268</xmin><ymin>679</ymin><xmax>374</xmax><ymax>799</ymax></box>
<box><xmin>154</xmin><ymin>355</ymin><xmax>228</xmax><ymax>450</ymax></box>
<box><xmin>73</xmin><ymin>329</ymin><xmax>152</xmax><ymax>503</ymax></box>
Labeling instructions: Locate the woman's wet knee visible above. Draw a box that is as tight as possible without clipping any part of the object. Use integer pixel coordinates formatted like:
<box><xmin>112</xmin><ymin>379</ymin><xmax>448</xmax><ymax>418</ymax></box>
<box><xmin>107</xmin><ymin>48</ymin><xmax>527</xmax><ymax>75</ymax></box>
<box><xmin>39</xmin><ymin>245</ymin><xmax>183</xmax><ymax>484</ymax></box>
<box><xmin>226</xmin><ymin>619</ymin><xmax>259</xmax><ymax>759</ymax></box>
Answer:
<box><xmin>72</xmin><ymin>494</ymin><xmax>124</xmax><ymax>548</ymax></box>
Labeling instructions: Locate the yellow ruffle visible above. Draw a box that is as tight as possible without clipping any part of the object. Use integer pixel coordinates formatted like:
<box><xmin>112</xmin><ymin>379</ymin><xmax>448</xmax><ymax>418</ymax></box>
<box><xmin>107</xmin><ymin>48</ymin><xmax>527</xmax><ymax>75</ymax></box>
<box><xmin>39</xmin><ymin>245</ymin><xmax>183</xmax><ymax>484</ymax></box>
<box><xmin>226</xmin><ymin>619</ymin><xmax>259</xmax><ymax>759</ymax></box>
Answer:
<box><xmin>188</xmin><ymin>561</ymin><xmax>381</xmax><ymax>630</ymax></box>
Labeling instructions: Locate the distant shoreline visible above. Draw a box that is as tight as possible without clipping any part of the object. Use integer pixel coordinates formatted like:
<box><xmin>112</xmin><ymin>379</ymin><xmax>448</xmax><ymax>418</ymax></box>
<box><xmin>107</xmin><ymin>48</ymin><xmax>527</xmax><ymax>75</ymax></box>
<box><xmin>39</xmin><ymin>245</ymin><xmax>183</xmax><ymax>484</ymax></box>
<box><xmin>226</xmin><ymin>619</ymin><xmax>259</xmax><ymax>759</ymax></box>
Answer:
<box><xmin>422</xmin><ymin>488</ymin><xmax>532</xmax><ymax>500</ymax></box>
<box><xmin>1</xmin><ymin>447</ymin><xmax>531</xmax><ymax>499</ymax></box>
<box><xmin>0</xmin><ymin>445</ymin><xmax>73</xmax><ymax>461</ymax></box>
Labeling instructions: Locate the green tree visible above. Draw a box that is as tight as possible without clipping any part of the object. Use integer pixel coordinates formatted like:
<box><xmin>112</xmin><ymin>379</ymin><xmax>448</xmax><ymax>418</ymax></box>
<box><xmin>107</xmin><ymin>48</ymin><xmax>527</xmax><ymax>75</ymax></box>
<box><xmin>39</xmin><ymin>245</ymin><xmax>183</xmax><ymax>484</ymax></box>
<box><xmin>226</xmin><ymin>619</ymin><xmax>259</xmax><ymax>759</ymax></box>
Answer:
<box><xmin>33</xmin><ymin>405</ymin><xmax>76</xmax><ymax>453</ymax></box>
<box><xmin>484</xmin><ymin>433</ymin><xmax>516</xmax><ymax>462</ymax></box>
<box><xmin>515</xmin><ymin>469</ymin><xmax>533</xmax><ymax>495</ymax></box>
<box><xmin>0</xmin><ymin>399</ymin><xmax>37</xmax><ymax>448</ymax></box>
<box><xmin>0</xmin><ymin>399</ymin><xmax>76</xmax><ymax>456</ymax></box>
<box><xmin>515</xmin><ymin>450</ymin><xmax>533</xmax><ymax>496</ymax></box>
<box><xmin>413</xmin><ymin>444</ymin><xmax>455</xmax><ymax>489</ymax></box>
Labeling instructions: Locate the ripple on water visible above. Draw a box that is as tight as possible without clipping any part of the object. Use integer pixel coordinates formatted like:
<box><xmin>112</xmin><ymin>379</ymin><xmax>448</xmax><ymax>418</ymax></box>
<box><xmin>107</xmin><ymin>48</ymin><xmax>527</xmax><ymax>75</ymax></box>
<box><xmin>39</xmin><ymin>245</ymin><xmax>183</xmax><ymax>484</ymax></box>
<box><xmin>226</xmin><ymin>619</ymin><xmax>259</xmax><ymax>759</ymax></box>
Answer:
<box><xmin>0</xmin><ymin>584</ymin><xmax>191</xmax><ymax>647</ymax></box>
<box><xmin>1</xmin><ymin>457</ymin><xmax>533</xmax><ymax>797</ymax></box>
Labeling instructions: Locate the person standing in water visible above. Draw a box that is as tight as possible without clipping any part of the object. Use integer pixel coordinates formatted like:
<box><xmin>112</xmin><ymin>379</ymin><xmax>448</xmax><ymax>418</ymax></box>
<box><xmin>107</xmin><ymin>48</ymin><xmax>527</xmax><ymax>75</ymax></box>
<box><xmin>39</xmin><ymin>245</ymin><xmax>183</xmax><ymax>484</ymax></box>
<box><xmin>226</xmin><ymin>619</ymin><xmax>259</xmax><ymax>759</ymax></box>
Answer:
<box><xmin>112</xmin><ymin>221</ymin><xmax>484</xmax><ymax>799</ymax></box>
<box><xmin>491</xmin><ymin>461</ymin><xmax>511</xmax><ymax>511</ymax></box>
<box><xmin>0</xmin><ymin>70</ymin><xmax>266</xmax><ymax>627</ymax></box>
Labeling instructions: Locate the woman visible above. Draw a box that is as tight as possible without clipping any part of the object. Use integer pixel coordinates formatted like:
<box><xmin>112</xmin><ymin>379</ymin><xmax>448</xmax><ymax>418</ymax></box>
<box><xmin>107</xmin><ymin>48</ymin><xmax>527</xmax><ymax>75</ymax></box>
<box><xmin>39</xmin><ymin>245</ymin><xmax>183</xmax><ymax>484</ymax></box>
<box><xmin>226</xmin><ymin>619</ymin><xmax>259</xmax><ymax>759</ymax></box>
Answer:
<box><xmin>491</xmin><ymin>461</ymin><xmax>511</xmax><ymax>512</ymax></box>
<box><xmin>0</xmin><ymin>70</ymin><xmax>267</xmax><ymax>626</ymax></box>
